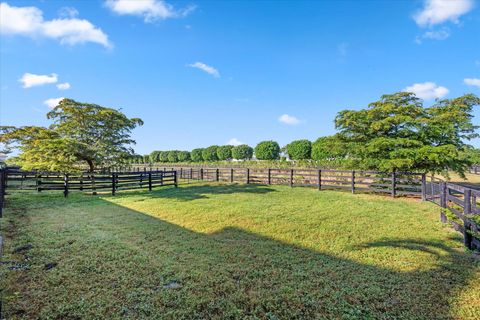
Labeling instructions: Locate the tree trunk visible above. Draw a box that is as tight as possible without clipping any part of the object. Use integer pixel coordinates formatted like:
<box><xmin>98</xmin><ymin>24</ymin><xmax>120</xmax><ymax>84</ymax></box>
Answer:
<box><xmin>86</xmin><ymin>159</ymin><xmax>95</xmax><ymax>172</ymax></box>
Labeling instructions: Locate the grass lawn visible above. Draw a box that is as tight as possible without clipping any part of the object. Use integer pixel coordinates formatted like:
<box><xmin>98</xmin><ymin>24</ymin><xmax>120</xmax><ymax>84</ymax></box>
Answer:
<box><xmin>1</xmin><ymin>182</ymin><xmax>479</xmax><ymax>319</ymax></box>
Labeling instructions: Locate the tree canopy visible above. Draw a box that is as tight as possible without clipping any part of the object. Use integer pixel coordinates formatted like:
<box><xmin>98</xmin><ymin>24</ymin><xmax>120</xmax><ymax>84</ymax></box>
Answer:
<box><xmin>334</xmin><ymin>92</ymin><xmax>480</xmax><ymax>175</ymax></box>
<box><xmin>0</xmin><ymin>99</ymin><xmax>143</xmax><ymax>172</ymax></box>
<box><xmin>255</xmin><ymin>141</ymin><xmax>280</xmax><ymax>160</ymax></box>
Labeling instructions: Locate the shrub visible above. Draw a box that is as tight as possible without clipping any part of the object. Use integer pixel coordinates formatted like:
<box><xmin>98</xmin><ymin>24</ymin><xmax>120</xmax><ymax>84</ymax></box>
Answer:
<box><xmin>232</xmin><ymin>144</ymin><xmax>253</xmax><ymax>160</ymax></box>
<box><xmin>191</xmin><ymin>148</ymin><xmax>204</xmax><ymax>162</ymax></box>
<box><xmin>159</xmin><ymin>151</ymin><xmax>169</xmax><ymax>162</ymax></box>
<box><xmin>255</xmin><ymin>141</ymin><xmax>280</xmax><ymax>160</ymax></box>
<box><xmin>202</xmin><ymin>146</ymin><xmax>219</xmax><ymax>161</ymax></box>
<box><xmin>217</xmin><ymin>145</ymin><xmax>233</xmax><ymax>160</ymax></box>
<box><xmin>177</xmin><ymin>151</ymin><xmax>190</xmax><ymax>162</ymax></box>
<box><xmin>167</xmin><ymin>150</ymin><xmax>179</xmax><ymax>163</ymax></box>
<box><xmin>286</xmin><ymin>139</ymin><xmax>312</xmax><ymax>160</ymax></box>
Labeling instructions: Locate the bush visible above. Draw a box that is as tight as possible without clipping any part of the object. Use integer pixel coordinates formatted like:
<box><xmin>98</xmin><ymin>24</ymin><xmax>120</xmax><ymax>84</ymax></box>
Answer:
<box><xmin>167</xmin><ymin>151</ymin><xmax>179</xmax><ymax>163</ymax></box>
<box><xmin>286</xmin><ymin>139</ymin><xmax>312</xmax><ymax>160</ymax></box>
<box><xmin>159</xmin><ymin>151</ymin><xmax>169</xmax><ymax>162</ymax></box>
<box><xmin>311</xmin><ymin>136</ymin><xmax>347</xmax><ymax>160</ymax></box>
<box><xmin>202</xmin><ymin>146</ymin><xmax>219</xmax><ymax>161</ymax></box>
<box><xmin>217</xmin><ymin>145</ymin><xmax>233</xmax><ymax>160</ymax></box>
<box><xmin>191</xmin><ymin>148</ymin><xmax>204</xmax><ymax>162</ymax></box>
<box><xmin>177</xmin><ymin>151</ymin><xmax>190</xmax><ymax>162</ymax></box>
<box><xmin>255</xmin><ymin>141</ymin><xmax>280</xmax><ymax>160</ymax></box>
<box><xmin>231</xmin><ymin>144</ymin><xmax>253</xmax><ymax>160</ymax></box>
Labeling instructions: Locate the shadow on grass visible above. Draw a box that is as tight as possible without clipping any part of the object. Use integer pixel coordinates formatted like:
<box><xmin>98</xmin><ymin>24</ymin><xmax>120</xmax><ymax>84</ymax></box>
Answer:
<box><xmin>5</xmin><ymin>191</ymin><xmax>479</xmax><ymax>320</ymax></box>
<box><xmin>115</xmin><ymin>182</ymin><xmax>277</xmax><ymax>201</ymax></box>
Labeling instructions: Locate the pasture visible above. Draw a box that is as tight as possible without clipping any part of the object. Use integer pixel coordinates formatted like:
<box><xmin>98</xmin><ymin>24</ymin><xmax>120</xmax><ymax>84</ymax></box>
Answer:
<box><xmin>1</xmin><ymin>182</ymin><xmax>479</xmax><ymax>319</ymax></box>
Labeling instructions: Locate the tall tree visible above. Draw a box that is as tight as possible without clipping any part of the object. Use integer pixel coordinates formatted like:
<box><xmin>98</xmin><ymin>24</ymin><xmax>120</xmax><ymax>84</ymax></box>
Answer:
<box><xmin>1</xmin><ymin>99</ymin><xmax>143</xmax><ymax>172</ymax></box>
<box><xmin>334</xmin><ymin>92</ymin><xmax>480</xmax><ymax>176</ymax></box>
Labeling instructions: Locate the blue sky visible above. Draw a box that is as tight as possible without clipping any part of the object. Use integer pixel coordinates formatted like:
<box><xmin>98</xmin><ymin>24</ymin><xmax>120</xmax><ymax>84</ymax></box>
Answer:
<box><xmin>1</xmin><ymin>0</ymin><xmax>479</xmax><ymax>154</ymax></box>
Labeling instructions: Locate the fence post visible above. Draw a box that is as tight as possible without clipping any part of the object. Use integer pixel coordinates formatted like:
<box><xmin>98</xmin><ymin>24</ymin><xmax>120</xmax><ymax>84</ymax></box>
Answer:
<box><xmin>231</xmin><ymin>169</ymin><xmax>234</xmax><ymax>183</ymax></box>
<box><xmin>63</xmin><ymin>173</ymin><xmax>69</xmax><ymax>198</ymax></box>
<box><xmin>391</xmin><ymin>171</ymin><xmax>396</xmax><ymax>198</ymax></box>
<box><xmin>174</xmin><ymin>171</ymin><xmax>178</xmax><ymax>188</ymax></box>
<box><xmin>464</xmin><ymin>189</ymin><xmax>473</xmax><ymax>250</ymax></box>
<box><xmin>92</xmin><ymin>173</ymin><xmax>97</xmax><ymax>195</ymax></box>
<box><xmin>349</xmin><ymin>170</ymin><xmax>354</xmax><ymax>194</ymax></box>
<box><xmin>440</xmin><ymin>182</ymin><xmax>448</xmax><ymax>223</ymax></box>
<box><xmin>80</xmin><ymin>173</ymin><xmax>83</xmax><ymax>191</ymax></box>
<box><xmin>191</xmin><ymin>168</ymin><xmax>193</xmax><ymax>180</ymax></box>
<box><xmin>112</xmin><ymin>173</ymin><xmax>116</xmax><ymax>195</ymax></box>
<box><xmin>246</xmin><ymin>168</ymin><xmax>250</xmax><ymax>184</ymax></box>
<box><xmin>421</xmin><ymin>173</ymin><xmax>426</xmax><ymax>201</ymax></box>
<box><xmin>148</xmin><ymin>172</ymin><xmax>152</xmax><ymax>191</ymax></box>
<box><xmin>200</xmin><ymin>168</ymin><xmax>204</xmax><ymax>180</ymax></box>
<box><xmin>290</xmin><ymin>169</ymin><xmax>294</xmax><ymax>187</ymax></box>
<box><xmin>216</xmin><ymin>168</ymin><xmax>219</xmax><ymax>182</ymax></box>
<box><xmin>180</xmin><ymin>168</ymin><xmax>183</xmax><ymax>179</ymax></box>
<box><xmin>267</xmin><ymin>168</ymin><xmax>271</xmax><ymax>185</ymax></box>
<box><xmin>318</xmin><ymin>169</ymin><xmax>322</xmax><ymax>191</ymax></box>
<box><xmin>37</xmin><ymin>174</ymin><xmax>42</xmax><ymax>192</ymax></box>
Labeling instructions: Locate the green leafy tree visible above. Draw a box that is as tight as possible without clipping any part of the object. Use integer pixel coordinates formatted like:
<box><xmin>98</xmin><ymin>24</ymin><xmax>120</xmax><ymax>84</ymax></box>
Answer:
<box><xmin>159</xmin><ymin>151</ymin><xmax>169</xmax><ymax>162</ymax></box>
<box><xmin>177</xmin><ymin>151</ymin><xmax>191</xmax><ymax>162</ymax></box>
<box><xmin>217</xmin><ymin>145</ymin><xmax>233</xmax><ymax>160</ymax></box>
<box><xmin>286</xmin><ymin>139</ymin><xmax>312</xmax><ymax>160</ymax></box>
<box><xmin>202</xmin><ymin>146</ymin><xmax>219</xmax><ymax>161</ymax></box>
<box><xmin>334</xmin><ymin>92</ymin><xmax>480</xmax><ymax>175</ymax></box>
<box><xmin>167</xmin><ymin>150</ymin><xmax>179</xmax><ymax>162</ymax></box>
<box><xmin>191</xmin><ymin>148</ymin><xmax>204</xmax><ymax>162</ymax></box>
<box><xmin>311</xmin><ymin>136</ymin><xmax>349</xmax><ymax>161</ymax></box>
<box><xmin>231</xmin><ymin>144</ymin><xmax>253</xmax><ymax>160</ymax></box>
<box><xmin>255</xmin><ymin>141</ymin><xmax>280</xmax><ymax>160</ymax></box>
<box><xmin>0</xmin><ymin>99</ymin><xmax>143</xmax><ymax>172</ymax></box>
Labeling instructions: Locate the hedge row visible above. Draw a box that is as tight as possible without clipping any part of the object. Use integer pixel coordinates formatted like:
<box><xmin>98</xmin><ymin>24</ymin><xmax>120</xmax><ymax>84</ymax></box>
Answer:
<box><xmin>128</xmin><ymin>137</ymin><xmax>341</xmax><ymax>163</ymax></box>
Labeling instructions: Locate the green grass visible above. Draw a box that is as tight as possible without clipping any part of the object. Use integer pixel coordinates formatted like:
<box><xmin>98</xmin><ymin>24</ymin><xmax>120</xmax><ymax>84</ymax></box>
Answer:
<box><xmin>1</xmin><ymin>182</ymin><xmax>479</xmax><ymax>319</ymax></box>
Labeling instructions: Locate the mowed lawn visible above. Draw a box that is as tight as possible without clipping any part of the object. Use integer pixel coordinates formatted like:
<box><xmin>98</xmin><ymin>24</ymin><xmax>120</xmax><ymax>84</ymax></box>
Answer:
<box><xmin>1</xmin><ymin>183</ymin><xmax>479</xmax><ymax>319</ymax></box>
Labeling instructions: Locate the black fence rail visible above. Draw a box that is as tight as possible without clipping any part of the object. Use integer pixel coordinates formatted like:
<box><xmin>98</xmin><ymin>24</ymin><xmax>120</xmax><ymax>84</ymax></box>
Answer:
<box><xmin>4</xmin><ymin>169</ymin><xmax>177</xmax><ymax>197</ymax></box>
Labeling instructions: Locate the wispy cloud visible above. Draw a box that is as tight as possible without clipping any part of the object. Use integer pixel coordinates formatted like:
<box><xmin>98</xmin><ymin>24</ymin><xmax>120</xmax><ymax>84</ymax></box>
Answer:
<box><xmin>403</xmin><ymin>82</ymin><xmax>449</xmax><ymax>100</ymax></box>
<box><xmin>278</xmin><ymin>114</ymin><xmax>301</xmax><ymax>125</ymax></box>
<box><xmin>464</xmin><ymin>78</ymin><xmax>480</xmax><ymax>88</ymax></box>
<box><xmin>19</xmin><ymin>73</ymin><xmax>57</xmax><ymax>88</ymax></box>
<box><xmin>105</xmin><ymin>0</ymin><xmax>195</xmax><ymax>23</ymax></box>
<box><xmin>415</xmin><ymin>27</ymin><xmax>450</xmax><ymax>44</ymax></box>
<box><xmin>56</xmin><ymin>82</ymin><xmax>71</xmax><ymax>90</ymax></box>
<box><xmin>227</xmin><ymin>138</ymin><xmax>243</xmax><ymax>146</ymax></box>
<box><xmin>43</xmin><ymin>97</ymin><xmax>64</xmax><ymax>109</ymax></box>
<box><xmin>413</xmin><ymin>0</ymin><xmax>474</xmax><ymax>27</ymax></box>
<box><xmin>0</xmin><ymin>2</ymin><xmax>111</xmax><ymax>48</ymax></box>
<box><xmin>188</xmin><ymin>62</ymin><xmax>220</xmax><ymax>78</ymax></box>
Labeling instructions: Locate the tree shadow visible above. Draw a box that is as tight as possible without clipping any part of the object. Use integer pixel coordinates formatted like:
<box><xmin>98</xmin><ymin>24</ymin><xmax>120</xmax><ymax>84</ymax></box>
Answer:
<box><xmin>115</xmin><ymin>183</ymin><xmax>277</xmax><ymax>201</ymax></box>
<box><xmin>4</xmin><ymin>195</ymin><xmax>479</xmax><ymax>319</ymax></box>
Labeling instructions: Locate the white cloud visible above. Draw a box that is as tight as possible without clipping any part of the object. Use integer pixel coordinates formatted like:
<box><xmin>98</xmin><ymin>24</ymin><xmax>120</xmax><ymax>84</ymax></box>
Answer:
<box><xmin>43</xmin><ymin>97</ymin><xmax>65</xmax><ymax>109</ymax></box>
<box><xmin>278</xmin><ymin>114</ymin><xmax>300</xmax><ymax>125</ymax></box>
<box><xmin>105</xmin><ymin>0</ymin><xmax>195</xmax><ymax>22</ymax></box>
<box><xmin>188</xmin><ymin>62</ymin><xmax>220</xmax><ymax>78</ymax></box>
<box><xmin>19</xmin><ymin>73</ymin><xmax>58</xmax><ymax>88</ymax></box>
<box><xmin>403</xmin><ymin>82</ymin><xmax>449</xmax><ymax>100</ymax></box>
<box><xmin>415</xmin><ymin>27</ymin><xmax>450</xmax><ymax>43</ymax></box>
<box><xmin>464</xmin><ymin>78</ymin><xmax>480</xmax><ymax>88</ymax></box>
<box><xmin>413</xmin><ymin>0</ymin><xmax>474</xmax><ymax>27</ymax></box>
<box><xmin>227</xmin><ymin>138</ymin><xmax>243</xmax><ymax>146</ymax></box>
<box><xmin>0</xmin><ymin>2</ymin><xmax>111</xmax><ymax>48</ymax></box>
<box><xmin>56</xmin><ymin>82</ymin><xmax>71</xmax><ymax>90</ymax></box>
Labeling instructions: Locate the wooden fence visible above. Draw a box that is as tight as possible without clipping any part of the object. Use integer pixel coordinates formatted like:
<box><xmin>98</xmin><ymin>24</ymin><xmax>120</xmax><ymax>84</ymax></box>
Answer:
<box><xmin>3</xmin><ymin>169</ymin><xmax>177</xmax><ymax>197</ymax></box>
<box><xmin>157</xmin><ymin>166</ymin><xmax>427</xmax><ymax>198</ymax></box>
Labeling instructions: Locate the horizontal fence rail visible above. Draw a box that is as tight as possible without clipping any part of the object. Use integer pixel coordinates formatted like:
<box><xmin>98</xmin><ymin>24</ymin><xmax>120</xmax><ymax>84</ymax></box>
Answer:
<box><xmin>3</xmin><ymin>169</ymin><xmax>177</xmax><ymax>197</ymax></box>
